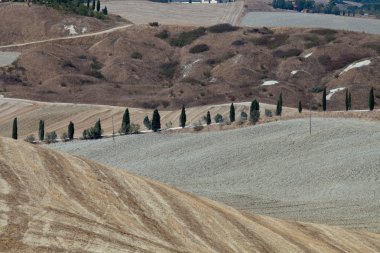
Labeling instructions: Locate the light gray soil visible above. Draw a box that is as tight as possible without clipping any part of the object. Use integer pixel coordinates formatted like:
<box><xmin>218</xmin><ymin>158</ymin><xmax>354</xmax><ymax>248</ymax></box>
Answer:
<box><xmin>241</xmin><ymin>12</ymin><xmax>380</xmax><ymax>34</ymax></box>
<box><xmin>50</xmin><ymin>118</ymin><xmax>380</xmax><ymax>232</ymax></box>
<box><xmin>0</xmin><ymin>52</ymin><xmax>20</xmax><ymax>67</ymax></box>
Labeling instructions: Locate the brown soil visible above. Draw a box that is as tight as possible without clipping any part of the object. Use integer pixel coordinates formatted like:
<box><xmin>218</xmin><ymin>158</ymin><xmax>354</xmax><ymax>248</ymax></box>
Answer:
<box><xmin>0</xmin><ymin>137</ymin><xmax>379</xmax><ymax>252</ymax></box>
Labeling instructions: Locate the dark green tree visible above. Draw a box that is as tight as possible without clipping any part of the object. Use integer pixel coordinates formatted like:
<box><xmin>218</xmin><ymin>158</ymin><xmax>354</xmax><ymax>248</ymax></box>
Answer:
<box><xmin>250</xmin><ymin>100</ymin><xmax>260</xmax><ymax>124</ymax></box>
<box><xmin>276</xmin><ymin>93</ymin><xmax>283</xmax><ymax>116</ymax></box>
<box><xmin>298</xmin><ymin>101</ymin><xmax>302</xmax><ymax>113</ymax></box>
<box><xmin>38</xmin><ymin>120</ymin><xmax>44</xmax><ymax>141</ymax></box>
<box><xmin>322</xmin><ymin>87</ymin><xmax>327</xmax><ymax>111</ymax></box>
<box><xmin>102</xmin><ymin>6</ymin><xmax>108</xmax><ymax>15</ymax></box>
<box><xmin>143</xmin><ymin>116</ymin><xmax>152</xmax><ymax>130</ymax></box>
<box><xmin>151</xmin><ymin>109</ymin><xmax>161</xmax><ymax>132</ymax></box>
<box><xmin>369</xmin><ymin>87</ymin><xmax>375</xmax><ymax>111</ymax></box>
<box><xmin>121</xmin><ymin>108</ymin><xmax>130</xmax><ymax>134</ymax></box>
<box><xmin>92</xmin><ymin>0</ymin><xmax>95</xmax><ymax>10</ymax></box>
<box><xmin>206</xmin><ymin>111</ymin><xmax>211</xmax><ymax>125</ymax></box>
<box><xmin>180</xmin><ymin>105</ymin><xmax>186</xmax><ymax>128</ymax></box>
<box><xmin>12</xmin><ymin>118</ymin><xmax>17</xmax><ymax>140</ymax></box>
<box><xmin>68</xmin><ymin>121</ymin><xmax>74</xmax><ymax>140</ymax></box>
<box><xmin>348</xmin><ymin>92</ymin><xmax>352</xmax><ymax>110</ymax></box>
<box><xmin>345</xmin><ymin>89</ymin><xmax>349</xmax><ymax>111</ymax></box>
<box><xmin>96</xmin><ymin>0</ymin><xmax>100</xmax><ymax>12</ymax></box>
<box><xmin>94</xmin><ymin>119</ymin><xmax>102</xmax><ymax>139</ymax></box>
<box><xmin>87</xmin><ymin>0</ymin><xmax>90</xmax><ymax>8</ymax></box>
<box><xmin>230</xmin><ymin>103</ymin><xmax>235</xmax><ymax>122</ymax></box>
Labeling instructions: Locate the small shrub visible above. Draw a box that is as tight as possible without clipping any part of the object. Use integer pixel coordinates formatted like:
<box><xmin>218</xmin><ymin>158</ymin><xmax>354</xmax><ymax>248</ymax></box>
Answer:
<box><xmin>155</xmin><ymin>30</ymin><xmax>170</xmax><ymax>39</ymax></box>
<box><xmin>311</xmin><ymin>85</ymin><xmax>325</xmax><ymax>93</ymax></box>
<box><xmin>303</xmin><ymin>34</ymin><xmax>321</xmax><ymax>48</ymax></box>
<box><xmin>208</xmin><ymin>23</ymin><xmax>239</xmax><ymax>33</ymax></box>
<box><xmin>24</xmin><ymin>134</ymin><xmax>36</xmax><ymax>143</ymax></box>
<box><xmin>169</xmin><ymin>27</ymin><xmax>206</xmax><ymax>47</ymax></box>
<box><xmin>214</xmin><ymin>113</ymin><xmax>224</xmax><ymax>123</ymax></box>
<box><xmin>206</xmin><ymin>59</ymin><xmax>220</xmax><ymax>65</ymax></box>
<box><xmin>45</xmin><ymin>131</ymin><xmax>57</xmax><ymax>144</ymax></box>
<box><xmin>61</xmin><ymin>132</ymin><xmax>68</xmax><ymax>142</ymax></box>
<box><xmin>129</xmin><ymin>123</ymin><xmax>140</xmax><ymax>134</ymax></box>
<box><xmin>249</xmin><ymin>27</ymin><xmax>273</xmax><ymax>35</ymax></box>
<box><xmin>265</xmin><ymin>109</ymin><xmax>273</xmax><ymax>117</ymax></box>
<box><xmin>189</xmin><ymin>44</ymin><xmax>209</xmax><ymax>54</ymax></box>
<box><xmin>131</xmin><ymin>52</ymin><xmax>143</xmax><ymax>59</ymax></box>
<box><xmin>240</xmin><ymin>111</ymin><xmax>248</xmax><ymax>120</ymax></box>
<box><xmin>251</xmin><ymin>34</ymin><xmax>289</xmax><ymax>49</ymax></box>
<box><xmin>203</xmin><ymin>71</ymin><xmax>211</xmax><ymax>78</ymax></box>
<box><xmin>310</xmin><ymin>29</ymin><xmax>338</xmax><ymax>36</ymax></box>
<box><xmin>63</xmin><ymin>60</ymin><xmax>75</xmax><ymax>68</ymax></box>
<box><xmin>273</xmin><ymin>49</ymin><xmax>302</xmax><ymax>58</ymax></box>
<box><xmin>149</xmin><ymin>22</ymin><xmax>159</xmax><ymax>27</ymax></box>
<box><xmin>91</xmin><ymin>61</ymin><xmax>102</xmax><ymax>70</ymax></box>
<box><xmin>231</xmin><ymin>39</ymin><xmax>245</xmax><ymax>46</ymax></box>
<box><xmin>193</xmin><ymin>121</ymin><xmax>204</xmax><ymax>132</ymax></box>
<box><xmin>87</xmin><ymin>70</ymin><xmax>104</xmax><ymax>79</ymax></box>
<box><xmin>165</xmin><ymin>121</ymin><xmax>173</xmax><ymax>128</ymax></box>
<box><xmin>159</xmin><ymin>61</ymin><xmax>179</xmax><ymax>79</ymax></box>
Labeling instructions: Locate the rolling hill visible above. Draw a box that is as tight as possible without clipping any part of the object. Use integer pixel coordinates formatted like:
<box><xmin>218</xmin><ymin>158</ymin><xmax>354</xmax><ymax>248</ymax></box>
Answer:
<box><xmin>51</xmin><ymin>118</ymin><xmax>380</xmax><ymax>233</ymax></box>
<box><xmin>1</xmin><ymin>137</ymin><xmax>380</xmax><ymax>252</ymax></box>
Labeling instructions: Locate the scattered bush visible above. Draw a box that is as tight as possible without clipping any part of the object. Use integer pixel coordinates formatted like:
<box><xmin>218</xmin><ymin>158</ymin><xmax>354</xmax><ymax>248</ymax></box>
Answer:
<box><xmin>362</xmin><ymin>42</ymin><xmax>380</xmax><ymax>54</ymax></box>
<box><xmin>318</xmin><ymin>54</ymin><xmax>366</xmax><ymax>71</ymax></box>
<box><xmin>214</xmin><ymin>113</ymin><xmax>224</xmax><ymax>123</ymax></box>
<box><xmin>311</xmin><ymin>85</ymin><xmax>325</xmax><ymax>93</ymax></box>
<box><xmin>206</xmin><ymin>59</ymin><xmax>220</xmax><ymax>65</ymax></box>
<box><xmin>193</xmin><ymin>121</ymin><xmax>204</xmax><ymax>132</ymax></box>
<box><xmin>265</xmin><ymin>109</ymin><xmax>273</xmax><ymax>117</ymax></box>
<box><xmin>143</xmin><ymin>116</ymin><xmax>152</xmax><ymax>130</ymax></box>
<box><xmin>303</xmin><ymin>34</ymin><xmax>321</xmax><ymax>49</ymax></box>
<box><xmin>249</xmin><ymin>27</ymin><xmax>273</xmax><ymax>35</ymax></box>
<box><xmin>165</xmin><ymin>121</ymin><xmax>173</xmax><ymax>128</ymax></box>
<box><xmin>24</xmin><ymin>134</ymin><xmax>36</xmax><ymax>143</ymax></box>
<box><xmin>129</xmin><ymin>123</ymin><xmax>140</xmax><ymax>134</ymax></box>
<box><xmin>231</xmin><ymin>39</ymin><xmax>245</xmax><ymax>46</ymax></box>
<box><xmin>155</xmin><ymin>30</ymin><xmax>170</xmax><ymax>39</ymax></box>
<box><xmin>159</xmin><ymin>61</ymin><xmax>179</xmax><ymax>79</ymax></box>
<box><xmin>45</xmin><ymin>131</ymin><xmax>57</xmax><ymax>144</ymax></box>
<box><xmin>61</xmin><ymin>132</ymin><xmax>68</xmax><ymax>142</ymax></box>
<box><xmin>240</xmin><ymin>111</ymin><xmax>248</xmax><ymax>120</ymax></box>
<box><xmin>208</xmin><ymin>23</ymin><xmax>239</xmax><ymax>33</ymax></box>
<box><xmin>149</xmin><ymin>22</ymin><xmax>160</xmax><ymax>27</ymax></box>
<box><xmin>189</xmin><ymin>44</ymin><xmax>210</xmax><ymax>54</ymax></box>
<box><xmin>251</xmin><ymin>34</ymin><xmax>289</xmax><ymax>49</ymax></box>
<box><xmin>169</xmin><ymin>27</ymin><xmax>206</xmax><ymax>47</ymax></box>
<box><xmin>310</xmin><ymin>29</ymin><xmax>338</xmax><ymax>36</ymax></box>
<box><xmin>272</xmin><ymin>48</ymin><xmax>302</xmax><ymax>58</ymax></box>
<box><xmin>131</xmin><ymin>52</ymin><xmax>143</xmax><ymax>59</ymax></box>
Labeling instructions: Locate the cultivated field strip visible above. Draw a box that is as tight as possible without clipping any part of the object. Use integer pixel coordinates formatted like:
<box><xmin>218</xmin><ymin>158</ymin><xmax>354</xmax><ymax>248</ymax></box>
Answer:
<box><xmin>1</xmin><ymin>137</ymin><xmax>380</xmax><ymax>252</ymax></box>
<box><xmin>51</xmin><ymin>118</ymin><xmax>380</xmax><ymax>232</ymax></box>
<box><xmin>105</xmin><ymin>0</ymin><xmax>244</xmax><ymax>25</ymax></box>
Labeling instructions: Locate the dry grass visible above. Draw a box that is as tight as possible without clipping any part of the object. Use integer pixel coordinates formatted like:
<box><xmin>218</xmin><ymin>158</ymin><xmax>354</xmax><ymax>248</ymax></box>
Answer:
<box><xmin>1</xmin><ymin>137</ymin><xmax>380</xmax><ymax>252</ymax></box>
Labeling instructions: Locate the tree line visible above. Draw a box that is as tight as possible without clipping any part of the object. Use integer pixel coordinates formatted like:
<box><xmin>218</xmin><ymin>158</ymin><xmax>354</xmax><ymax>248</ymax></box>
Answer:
<box><xmin>10</xmin><ymin>87</ymin><xmax>376</xmax><ymax>142</ymax></box>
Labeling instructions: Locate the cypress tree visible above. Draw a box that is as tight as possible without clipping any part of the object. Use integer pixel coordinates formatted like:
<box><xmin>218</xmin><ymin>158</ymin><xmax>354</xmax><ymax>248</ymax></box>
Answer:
<box><xmin>348</xmin><ymin>92</ymin><xmax>352</xmax><ymax>110</ymax></box>
<box><xmin>180</xmin><ymin>105</ymin><xmax>186</xmax><ymax>128</ymax></box>
<box><xmin>96</xmin><ymin>0</ymin><xmax>100</xmax><ymax>12</ymax></box>
<box><xmin>230</xmin><ymin>103</ymin><xmax>235</xmax><ymax>122</ymax></box>
<box><xmin>369</xmin><ymin>87</ymin><xmax>375</xmax><ymax>111</ymax></box>
<box><xmin>250</xmin><ymin>99</ymin><xmax>260</xmax><ymax>115</ymax></box>
<box><xmin>250</xmin><ymin>100</ymin><xmax>260</xmax><ymax>124</ymax></box>
<box><xmin>322</xmin><ymin>87</ymin><xmax>327</xmax><ymax>111</ymax></box>
<box><xmin>298</xmin><ymin>101</ymin><xmax>302</xmax><ymax>113</ymax></box>
<box><xmin>12</xmin><ymin>117</ymin><xmax>17</xmax><ymax>140</ymax></box>
<box><xmin>94</xmin><ymin>119</ymin><xmax>102</xmax><ymax>139</ymax></box>
<box><xmin>68</xmin><ymin>121</ymin><xmax>74</xmax><ymax>140</ymax></box>
<box><xmin>92</xmin><ymin>0</ymin><xmax>95</xmax><ymax>10</ymax></box>
<box><xmin>206</xmin><ymin>111</ymin><xmax>211</xmax><ymax>125</ymax></box>
<box><xmin>38</xmin><ymin>120</ymin><xmax>44</xmax><ymax>141</ymax></box>
<box><xmin>151</xmin><ymin>109</ymin><xmax>161</xmax><ymax>132</ymax></box>
<box><xmin>87</xmin><ymin>0</ymin><xmax>90</xmax><ymax>8</ymax></box>
<box><xmin>276</xmin><ymin>93</ymin><xmax>283</xmax><ymax>116</ymax></box>
<box><xmin>102</xmin><ymin>6</ymin><xmax>108</xmax><ymax>15</ymax></box>
<box><xmin>121</xmin><ymin>108</ymin><xmax>130</xmax><ymax>134</ymax></box>
<box><xmin>345</xmin><ymin>89</ymin><xmax>349</xmax><ymax>111</ymax></box>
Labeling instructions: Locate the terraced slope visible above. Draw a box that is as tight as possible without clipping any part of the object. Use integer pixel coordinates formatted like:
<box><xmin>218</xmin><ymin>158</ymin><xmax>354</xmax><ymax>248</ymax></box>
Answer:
<box><xmin>51</xmin><ymin>118</ymin><xmax>380</xmax><ymax>232</ymax></box>
<box><xmin>1</xmin><ymin>137</ymin><xmax>380</xmax><ymax>252</ymax></box>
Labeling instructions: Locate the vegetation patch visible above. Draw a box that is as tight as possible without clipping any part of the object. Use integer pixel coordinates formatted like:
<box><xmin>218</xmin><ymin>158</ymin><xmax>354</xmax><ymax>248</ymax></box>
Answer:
<box><xmin>310</xmin><ymin>85</ymin><xmax>325</xmax><ymax>93</ymax></box>
<box><xmin>208</xmin><ymin>23</ymin><xmax>239</xmax><ymax>33</ymax></box>
<box><xmin>231</xmin><ymin>40</ymin><xmax>245</xmax><ymax>46</ymax></box>
<box><xmin>310</xmin><ymin>29</ymin><xmax>338</xmax><ymax>36</ymax></box>
<box><xmin>318</xmin><ymin>54</ymin><xmax>368</xmax><ymax>71</ymax></box>
<box><xmin>273</xmin><ymin>48</ymin><xmax>302</xmax><ymax>58</ymax></box>
<box><xmin>155</xmin><ymin>30</ymin><xmax>170</xmax><ymax>40</ymax></box>
<box><xmin>169</xmin><ymin>27</ymin><xmax>206</xmax><ymax>47</ymax></box>
<box><xmin>251</xmin><ymin>34</ymin><xmax>289</xmax><ymax>49</ymax></box>
<box><xmin>131</xmin><ymin>52</ymin><xmax>143</xmax><ymax>59</ymax></box>
<box><xmin>303</xmin><ymin>34</ymin><xmax>321</xmax><ymax>49</ymax></box>
<box><xmin>248</xmin><ymin>27</ymin><xmax>274</xmax><ymax>35</ymax></box>
<box><xmin>362</xmin><ymin>42</ymin><xmax>380</xmax><ymax>54</ymax></box>
<box><xmin>189</xmin><ymin>44</ymin><xmax>210</xmax><ymax>54</ymax></box>
<box><xmin>159</xmin><ymin>61</ymin><xmax>179</xmax><ymax>79</ymax></box>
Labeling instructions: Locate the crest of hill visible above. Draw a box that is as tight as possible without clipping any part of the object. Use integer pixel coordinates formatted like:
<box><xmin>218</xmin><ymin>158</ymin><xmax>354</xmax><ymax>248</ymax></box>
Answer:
<box><xmin>0</xmin><ymin>137</ymin><xmax>380</xmax><ymax>252</ymax></box>
<box><xmin>0</xmin><ymin>4</ymin><xmax>127</xmax><ymax>46</ymax></box>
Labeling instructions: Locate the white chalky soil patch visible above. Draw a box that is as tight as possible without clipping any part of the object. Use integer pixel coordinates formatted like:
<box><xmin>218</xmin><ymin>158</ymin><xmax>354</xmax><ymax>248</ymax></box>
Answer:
<box><xmin>64</xmin><ymin>25</ymin><xmax>78</xmax><ymax>35</ymax></box>
<box><xmin>327</xmin><ymin>87</ymin><xmax>345</xmax><ymax>100</ymax></box>
<box><xmin>0</xmin><ymin>52</ymin><xmax>20</xmax><ymax>67</ymax></box>
<box><xmin>304</xmin><ymin>52</ymin><xmax>313</xmax><ymax>58</ymax></box>
<box><xmin>291</xmin><ymin>70</ymin><xmax>299</xmax><ymax>75</ymax></box>
<box><xmin>261</xmin><ymin>80</ymin><xmax>279</xmax><ymax>86</ymax></box>
<box><xmin>340</xmin><ymin>59</ymin><xmax>371</xmax><ymax>75</ymax></box>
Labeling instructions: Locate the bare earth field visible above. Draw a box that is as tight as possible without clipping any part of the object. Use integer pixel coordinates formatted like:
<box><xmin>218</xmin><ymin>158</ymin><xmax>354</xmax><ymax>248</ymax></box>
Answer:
<box><xmin>241</xmin><ymin>12</ymin><xmax>380</xmax><ymax>34</ymax></box>
<box><xmin>51</xmin><ymin>118</ymin><xmax>380</xmax><ymax>233</ymax></box>
<box><xmin>104</xmin><ymin>0</ymin><xmax>245</xmax><ymax>25</ymax></box>
<box><xmin>1</xmin><ymin>137</ymin><xmax>380</xmax><ymax>252</ymax></box>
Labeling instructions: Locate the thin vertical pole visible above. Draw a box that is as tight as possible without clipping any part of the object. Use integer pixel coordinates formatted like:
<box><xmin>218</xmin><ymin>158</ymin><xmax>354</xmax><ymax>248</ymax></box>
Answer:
<box><xmin>309</xmin><ymin>102</ymin><xmax>311</xmax><ymax>135</ymax></box>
